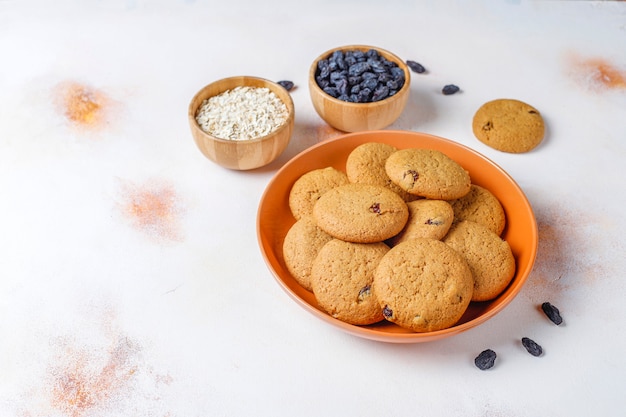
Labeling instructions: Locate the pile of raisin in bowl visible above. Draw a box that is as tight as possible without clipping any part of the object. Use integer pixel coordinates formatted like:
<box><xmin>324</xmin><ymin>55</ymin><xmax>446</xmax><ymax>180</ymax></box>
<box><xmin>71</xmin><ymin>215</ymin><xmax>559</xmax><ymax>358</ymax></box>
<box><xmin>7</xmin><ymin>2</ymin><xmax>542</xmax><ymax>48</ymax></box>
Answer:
<box><xmin>315</xmin><ymin>48</ymin><xmax>406</xmax><ymax>104</ymax></box>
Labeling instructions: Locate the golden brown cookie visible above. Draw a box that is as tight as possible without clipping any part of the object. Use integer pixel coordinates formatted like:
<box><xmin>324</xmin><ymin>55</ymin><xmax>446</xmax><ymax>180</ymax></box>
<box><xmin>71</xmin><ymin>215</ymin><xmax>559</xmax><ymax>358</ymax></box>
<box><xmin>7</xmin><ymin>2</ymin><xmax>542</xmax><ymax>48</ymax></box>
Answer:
<box><xmin>443</xmin><ymin>220</ymin><xmax>516</xmax><ymax>302</ymax></box>
<box><xmin>387</xmin><ymin>199</ymin><xmax>454</xmax><ymax>246</ymax></box>
<box><xmin>372</xmin><ymin>238</ymin><xmax>473</xmax><ymax>332</ymax></box>
<box><xmin>311</xmin><ymin>239</ymin><xmax>389</xmax><ymax>325</ymax></box>
<box><xmin>345</xmin><ymin>142</ymin><xmax>418</xmax><ymax>202</ymax></box>
<box><xmin>472</xmin><ymin>98</ymin><xmax>545</xmax><ymax>153</ymax></box>
<box><xmin>449</xmin><ymin>184</ymin><xmax>506</xmax><ymax>236</ymax></box>
<box><xmin>385</xmin><ymin>148</ymin><xmax>471</xmax><ymax>200</ymax></box>
<box><xmin>288</xmin><ymin>167</ymin><xmax>349</xmax><ymax>220</ymax></box>
<box><xmin>282</xmin><ymin>216</ymin><xmax>333</xmax><ymax>291</ymax></box>
<box><xmin>312</xmin><ymin>183</ymin><xmax>409</xmax><ymax>243</ymax></box>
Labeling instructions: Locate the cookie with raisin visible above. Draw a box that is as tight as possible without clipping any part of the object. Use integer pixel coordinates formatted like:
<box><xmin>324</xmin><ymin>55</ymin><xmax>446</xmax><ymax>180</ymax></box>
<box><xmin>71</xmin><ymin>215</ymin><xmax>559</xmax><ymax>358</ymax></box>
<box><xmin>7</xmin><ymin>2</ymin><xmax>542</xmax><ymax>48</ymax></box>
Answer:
<box><xmin>385</xmin><ymin>148</ymin><xmax>471</xmax><ymax>200</ymax></box>
<box><xmin>387</xmin><ymin>199</ymin><xmax>454</xmax><ymax>246</ymax></box>
<box><xmin>312</xmin><ymin>183</ymin><xmax>409</xmax><ymax>243</ymax></box>
<box><xmin>472</xmin><ymin>98</ymin><xmax>545</xmax><ymax>153</ymax></box>
<box><xmin>311</xmin><ymin>239</ymin><xmax>389</xmax><ymax>325</ymax></box>
<box><xmin>372</xmin><ymin>238</ymin><xmax>473</xmax><ymax>332</ymax></box>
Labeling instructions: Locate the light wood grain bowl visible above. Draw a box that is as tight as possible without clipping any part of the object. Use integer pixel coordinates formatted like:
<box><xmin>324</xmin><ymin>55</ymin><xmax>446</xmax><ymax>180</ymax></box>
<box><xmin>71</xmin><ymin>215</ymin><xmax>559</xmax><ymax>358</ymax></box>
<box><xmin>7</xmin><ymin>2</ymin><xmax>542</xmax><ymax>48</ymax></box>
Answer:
<box><xmin>188</xmin><ymin>76</ymin><xmax>295</xmax><ymax>170</ymax></box>
<box><xmin>309</xmin><ymin>45</ymin><xmax>411</xmax><ymax>133</ymax></box>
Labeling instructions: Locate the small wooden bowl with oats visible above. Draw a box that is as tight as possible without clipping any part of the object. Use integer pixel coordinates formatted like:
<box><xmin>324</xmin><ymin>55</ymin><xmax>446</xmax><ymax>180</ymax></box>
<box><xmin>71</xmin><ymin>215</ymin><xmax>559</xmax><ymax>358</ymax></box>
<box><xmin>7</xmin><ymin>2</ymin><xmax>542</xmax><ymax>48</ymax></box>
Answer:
<box><xmin>189</xmin><ymin>76</ymin><xmax>295</xmax><ymax>170</ymax></box>
<box><xmin>309</xmin><ymin>45</ymin><xmax>411</xmax><ymax>133</ymax></box>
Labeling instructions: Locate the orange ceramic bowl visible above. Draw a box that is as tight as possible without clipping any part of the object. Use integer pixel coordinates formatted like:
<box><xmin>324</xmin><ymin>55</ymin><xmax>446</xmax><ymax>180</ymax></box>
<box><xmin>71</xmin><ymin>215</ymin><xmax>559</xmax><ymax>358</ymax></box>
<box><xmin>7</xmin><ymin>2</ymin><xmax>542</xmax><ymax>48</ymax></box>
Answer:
<box><xmin>257</xmin><ymin>130</ymin><xmax>538</xmax><ymax>343</ymax></box>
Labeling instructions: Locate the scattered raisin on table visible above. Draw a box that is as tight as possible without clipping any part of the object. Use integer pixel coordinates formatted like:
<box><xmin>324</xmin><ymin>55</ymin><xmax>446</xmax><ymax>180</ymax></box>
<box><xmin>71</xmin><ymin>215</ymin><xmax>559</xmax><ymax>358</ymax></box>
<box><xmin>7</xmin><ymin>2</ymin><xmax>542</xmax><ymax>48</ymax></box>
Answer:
<box><xmin>406</xmin><ymin>60</ymin><xmax>426</xmax><ymax>74</ymax></box>
<box><xmin>277</xmin><ymin>80</ymin><xmax>295</xmax><ymax>91</ymax></box>
<box><xmin>474</xmin><ymin>349</ymin><xmax>497</xmax><ymax>370</ymax></box>
<box><xmin>521</xmin><ymin>337</ymin><xmax>543</xmax><ymax>357</ymax></box>
<box><xmin>541</xmin><ymin>302</ymin><xmax>563</xmax><ymax>325</ymax></box>
<box><xmin>442</xmin><ymin>84</ymin><xmax>460</xmax><ymax>95</ymax></box>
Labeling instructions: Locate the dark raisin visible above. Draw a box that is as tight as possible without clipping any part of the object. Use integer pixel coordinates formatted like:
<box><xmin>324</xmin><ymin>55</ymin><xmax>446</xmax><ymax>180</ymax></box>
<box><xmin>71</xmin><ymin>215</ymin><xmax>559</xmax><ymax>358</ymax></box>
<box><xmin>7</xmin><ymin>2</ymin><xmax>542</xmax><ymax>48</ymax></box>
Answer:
<box><xmin>348</xmin><ymin>61</ymin><xmax>370</xmax><ymax>77</ymax></box>
<box><xmin>386</xmin><ymin>79</ymin><xmax>399</xmax><ymax>90</ymax></box>
<box><xmin>361</xmin><ymin>77</ymin><xmax>378</xmax><ymax>91</ymax></box>
<box><xmin>317</xmin><ymin>59</ymin><xmax>330</xmax><ymax>79</ymax></box>
<box><xmin>482</xmin><ymin>121</ymin><xmax>493</xmax><ymax>131</ymax></box>
<box><xmin>362</xmin><ymin>71</ymin><xmax>377</xmax><ymax>80</ymax></box>
<box><xmin>382</xmin><ymin>305</ymin><xmax>393</xmax><ymax>319</ymax></box>
<box><xmin>369</xmin><ymin>60</ymin><xmax>386</xmax><ymax>74</ymax></box>
<box><xmin>521</xmin><ymin>337</ymin><xmax>543</xmax><ymax>357</ymax></box>
<box><xmin>365</xmin><ymin>48</ymin><xmax>380</xmax><ymax>59</ymax></box>
<box><xmin>277</xmin><ymin>80</ymin><xmax>294</xmax><ymax>91</ymax></box>
<box><xmin>404</xmin><ymin>169</ymin><xmax>419</xmax><ymax>182</ymax></box>
<box><xmin>541</xmin><ymin>302</ymin><xmax>563</xmax><ymax>325</ymax></box>
<box><xmin>390</xmin><ymin>66</ymin><xmax>405</xmax><ymax>80</ymax></box>
<box><xmin>356</xmin><ymin>88</ymin><xmax>371</xmax><ymax>103</ymax></box>
<box><xmin>442</xmin><ymin>84</ymin><xmax>460</xmax><ymax>95</ymax></box>
<box><xmin>316</xmin><ymin>77</ymin><xmax>329</xmax><ymax>89</ymax></box>
<box><xmin>406</xmin><ymin>60</ymin><xmax>426</xmax><ymax>74</ymax></box>
<box><xmin>357</xmin><ymin>285</ymin><xmax>371</xmax><ymax>302</ymax></box>
<box><xmin>369</xmin><ymin>203</ymin><xmax>381</xmax><ymax>214</ymax></box>
<box><xmin>474</xmin><ymin>349</ymin><xmax>497</xmax><ymax>370</ymax></box>
<box><xmin>425</xmin><ymin>218</ymin><xmax>444</xmax><ymax>226</ymax></box>
<box><xmin>335</xmin><ymin>78</ymin><xmax>349</xmax><ymax>96</ymax></box>
<box><xmin>371</xmin><ymin>85</ymin><xmax>389</xmax><ymax>102</ymax></box>
<box><xmin>348</xmin><ymin>76</ymin><xmax>361</xmax><ymax>86</ymax></box>
<box><xmin>323</xmin><ymin>86</ymin><xmax>338</xmax><ymax>98</ymax></box>
<box><xmin>330</xmin><ymin>70</ymin><xmax>346</xmax><ymax>84</ymax></box>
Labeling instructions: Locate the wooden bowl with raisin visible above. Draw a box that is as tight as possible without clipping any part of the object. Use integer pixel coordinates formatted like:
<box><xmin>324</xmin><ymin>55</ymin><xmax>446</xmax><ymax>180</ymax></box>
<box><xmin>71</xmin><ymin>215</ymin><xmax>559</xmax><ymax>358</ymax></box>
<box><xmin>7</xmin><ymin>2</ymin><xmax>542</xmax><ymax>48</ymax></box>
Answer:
<box><xmin>188</xmin><ymin>76</ymin><xmax>295</xmax><ymax>170</ymax></box>
<box><xmin>308</xmin><ymin>45</ymin><xmax>411</xmax><ymax>133</ymax></box>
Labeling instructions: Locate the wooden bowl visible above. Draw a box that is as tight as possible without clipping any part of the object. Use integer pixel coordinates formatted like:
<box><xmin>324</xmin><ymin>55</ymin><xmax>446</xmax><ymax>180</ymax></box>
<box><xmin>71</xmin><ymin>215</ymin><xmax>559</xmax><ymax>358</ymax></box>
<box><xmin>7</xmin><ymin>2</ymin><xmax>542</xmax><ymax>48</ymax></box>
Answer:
<box><xmin>308</xmin><ymin>45</ymin><xmax>411</xmax><ymax>133</ymax></box>
<box><xmin>188</xmin><ymin>76</ymin><xmax>295</xmax><ymax>170</ymax></box>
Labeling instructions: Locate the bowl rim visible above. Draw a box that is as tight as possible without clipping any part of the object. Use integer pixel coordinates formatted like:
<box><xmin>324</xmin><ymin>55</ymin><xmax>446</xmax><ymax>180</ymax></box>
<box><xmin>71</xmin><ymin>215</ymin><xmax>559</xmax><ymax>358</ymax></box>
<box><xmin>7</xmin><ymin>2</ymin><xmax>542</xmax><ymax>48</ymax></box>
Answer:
<box><xmin>308</xmin><ymin>44</ymin><xmax>411</xmax><ymax>109</ymax></box>
<box><xmin>188</xmin><ymin>75</ymin><xmax>295</xmax><ymax>144</ymax></box>
<box><xmin>257</xmin><ymin>130</ymin><xmax>538</xmax><ymax>343</ymax></box>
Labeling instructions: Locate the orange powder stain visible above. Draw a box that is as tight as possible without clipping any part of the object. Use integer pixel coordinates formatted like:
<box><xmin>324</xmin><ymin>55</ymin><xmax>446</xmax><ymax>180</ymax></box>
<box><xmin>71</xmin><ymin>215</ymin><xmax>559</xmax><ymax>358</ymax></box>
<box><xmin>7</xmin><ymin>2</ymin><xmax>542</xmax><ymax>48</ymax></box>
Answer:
<box><xmin>566</xmin><ymin>53</ymin><xmax>626</xmax><ymax>92</ymax></box>
<box><xmin>523</xmin><ymin>202</ymin><xmax>613</xmax><ymax>304</ymax></box>
<box><xmin>118</xmin><ymin>179</ymin><xmax>184</xmax><ymax>242</ymax></box>
<box><xmin>49</xmin><ymin>337</ymin><xmax>140</xmax><ymax>417</ymax></box>
<box><xmin>53</xmin><ymin>81</ymin><xmax>112</xmax><ymax>129</ymax></box>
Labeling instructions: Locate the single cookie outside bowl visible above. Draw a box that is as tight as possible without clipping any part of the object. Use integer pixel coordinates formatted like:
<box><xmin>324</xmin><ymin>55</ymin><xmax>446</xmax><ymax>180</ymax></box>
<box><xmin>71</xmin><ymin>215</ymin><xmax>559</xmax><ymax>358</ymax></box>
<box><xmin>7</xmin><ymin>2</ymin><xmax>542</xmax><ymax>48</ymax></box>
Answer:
<box><xmin>311</xmin><ymin>239</ymin><xmax>389</xmax><ymax>325</ymax></box>
<box><xmin>282</xmin><ymin>216</ymin><xmax>333</xmax><ymax>291</ymax></box>
<box><xmin>472</xmin><ymin>98</ymin><xmax>545</xmax><ymax>153</ymax></box>
<box><xmin>312</xmin><ymin>183</ymin><xmax>409</xmax><ymax>244</ymax></box>
<box><xmin>443</xmin><ymin>220</ymin><xmax>516</xmax><ymax>302</ymax></box>
<box><xmin>373</xmin><ymin>238</ymin><xmax>474</xmax><ymax>333</ymax></box>
<box><xmin>288</xmin><ymin>166</ymin><xmax>349</xmax><ymax>220</ymax></box>
<box><xmin>385</xmin><ymin>148</ymin><xmax>471</xmax><ymax>200</ymax></box>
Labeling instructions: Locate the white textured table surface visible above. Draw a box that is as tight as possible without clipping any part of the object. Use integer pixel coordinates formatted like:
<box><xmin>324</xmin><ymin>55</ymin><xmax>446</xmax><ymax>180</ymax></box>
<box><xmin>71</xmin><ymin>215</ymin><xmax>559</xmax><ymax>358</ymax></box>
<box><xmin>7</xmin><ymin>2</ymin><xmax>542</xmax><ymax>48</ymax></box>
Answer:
<box><xmin>1</xmin><ymin>1</ymin><xmax>625</xmax><ymax>416</ymax></box>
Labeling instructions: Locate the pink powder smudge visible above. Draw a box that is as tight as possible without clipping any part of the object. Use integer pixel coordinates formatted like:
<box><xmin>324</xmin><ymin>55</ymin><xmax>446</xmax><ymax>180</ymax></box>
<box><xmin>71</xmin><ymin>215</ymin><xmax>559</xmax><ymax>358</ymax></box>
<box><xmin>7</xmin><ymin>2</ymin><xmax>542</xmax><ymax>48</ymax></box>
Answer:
<box><xmin>117</xmin><ymin>178</ymin><xmax>185</xmax><ymax>242</ymax></box>
<box><xmin>15</xmin><ymin>307</ymin><xmax>174</xmax><ymax>417</ymax></box>
<box><xmin>52</xmin><ymin>81</ymin><xmax>116</xmax><ymax>131</ymax></box>
<box><xmin>523</xmin><ymin>201</ymin><xmax>616</xmax><ymax>305</ymax></box>
<box><xmin>565</xmin><ymin>52</ymin><xmax>626</xmax><ymax>93</ymax></box>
